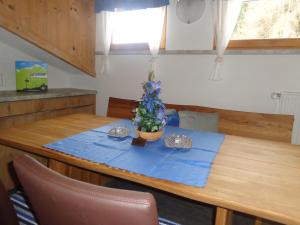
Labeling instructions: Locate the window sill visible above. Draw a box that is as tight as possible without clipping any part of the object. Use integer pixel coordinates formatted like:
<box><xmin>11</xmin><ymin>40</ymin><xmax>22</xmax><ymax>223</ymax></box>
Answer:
<box><xmin>110</xmin><ymin>43</ymin><xmax>149</xmax><ymax>51</ymax></box>
<box><xmin>96</xmin><ymin>49</ymin><xmax>300</xmax><ymax>55</ymax></box>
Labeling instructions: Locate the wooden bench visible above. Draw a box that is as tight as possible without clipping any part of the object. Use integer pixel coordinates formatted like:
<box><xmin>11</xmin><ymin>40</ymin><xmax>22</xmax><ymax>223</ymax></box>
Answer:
<box><xmin>107</xmin><ymin>97</ymin><xmax>294</xmax><ymax>143</ymax></box>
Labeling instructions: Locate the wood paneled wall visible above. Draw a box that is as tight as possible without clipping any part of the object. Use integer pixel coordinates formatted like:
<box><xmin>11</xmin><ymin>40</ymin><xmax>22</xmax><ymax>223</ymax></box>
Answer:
<box><xmin>0</xmin><ymin>0</ymin><xmax>96</xmax><ymax>76</ymax></box>
<box><xmin>107</xmin><ymin>97</ymin><xmax>294</xmax><ymax>143</ymax></box>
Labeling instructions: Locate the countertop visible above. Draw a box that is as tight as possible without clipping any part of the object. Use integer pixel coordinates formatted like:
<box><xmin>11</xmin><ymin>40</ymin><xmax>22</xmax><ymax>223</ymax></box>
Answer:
<box><xmin>0</xmin><ymin>88</ymin><xmax>97</xmax><ymax>103</ymax></box>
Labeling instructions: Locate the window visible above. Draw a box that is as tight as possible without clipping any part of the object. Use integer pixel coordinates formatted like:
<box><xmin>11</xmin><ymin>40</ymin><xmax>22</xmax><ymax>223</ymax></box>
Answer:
<box><xmin>229</xmin><ymin>0</ymin><xmax>300</xmax><ymax>49</ymax></box>
<box><xmin>110</xmin><ymin>8</ymin><xmax>166</xmax><ymax>50</ymax></box>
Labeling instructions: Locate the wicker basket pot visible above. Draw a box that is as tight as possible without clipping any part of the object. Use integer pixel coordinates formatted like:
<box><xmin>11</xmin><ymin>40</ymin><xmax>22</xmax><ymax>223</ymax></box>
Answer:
<box><xmin>136</xmin><ymin>129</ymin><xmax>163</xmax><ymax>142</ymax></box>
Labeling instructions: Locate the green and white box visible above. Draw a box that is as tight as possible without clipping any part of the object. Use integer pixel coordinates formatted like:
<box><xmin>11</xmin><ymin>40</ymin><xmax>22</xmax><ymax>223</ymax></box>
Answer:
<box><xmin>16</xmin><ymin>61</ymin><xmax>48</xmax><ymax>92</ymax></box>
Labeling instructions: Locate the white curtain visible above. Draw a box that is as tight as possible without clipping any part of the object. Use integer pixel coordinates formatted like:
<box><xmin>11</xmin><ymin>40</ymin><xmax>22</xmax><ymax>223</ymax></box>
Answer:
<box><xmin>100</xmin><ymin>11</ymin><xmax>114</xmax><ymax>75</ymax></box>
<box><xmin>147</xmin><ymin>6</ymin><xmax>166</xmax><ymax>76</ymax></box>
<box><xmin>210</xmin><ymin>0</ymin><xmax>243</xmax><ymax>81</ymax></box>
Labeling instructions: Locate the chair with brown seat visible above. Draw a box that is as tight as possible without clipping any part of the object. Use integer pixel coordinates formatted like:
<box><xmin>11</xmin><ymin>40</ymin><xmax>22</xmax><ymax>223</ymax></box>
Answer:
<box><xmin>0</xmin><ymin>180</ymin><xmax>19</xmax><ymax>225</ymax></box>
<box><xmin>13</xmin><ymin>155</ymin><xmax>160</xmax><ymax>225</ymax></box>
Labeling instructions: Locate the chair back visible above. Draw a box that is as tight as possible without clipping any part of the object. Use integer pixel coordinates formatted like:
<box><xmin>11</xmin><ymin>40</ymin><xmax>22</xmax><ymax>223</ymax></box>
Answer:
<box><xmin>13</xmin><ymin>155</ymin><xmax>159</xmax><ymax>225</ymax></box>
<box><xmin>0</xmin><ymin>180</ymin><xmax>19</xmax><ymax>225</ymax></box>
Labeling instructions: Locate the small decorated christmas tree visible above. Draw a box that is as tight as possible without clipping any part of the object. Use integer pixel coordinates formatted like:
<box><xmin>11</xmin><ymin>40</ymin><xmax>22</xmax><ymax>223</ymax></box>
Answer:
<box><xmin>133</xmin><ymin>71</ymin><xmax>166</xmax><ymax>133</ymax></box>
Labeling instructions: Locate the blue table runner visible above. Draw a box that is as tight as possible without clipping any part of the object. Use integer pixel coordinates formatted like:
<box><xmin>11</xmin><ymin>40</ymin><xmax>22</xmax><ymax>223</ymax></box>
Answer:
<box><xmin>44</xmin><ymin>119</ymin><xmax>224</xmax><ymax>187</ymax></box>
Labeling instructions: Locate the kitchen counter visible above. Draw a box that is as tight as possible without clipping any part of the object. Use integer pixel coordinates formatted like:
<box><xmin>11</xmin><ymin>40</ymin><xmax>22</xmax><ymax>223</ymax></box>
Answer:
<box><xmin>0</xmin><ymin>88</ymin><xmax>97</xmax><ymax>103</ymax></box>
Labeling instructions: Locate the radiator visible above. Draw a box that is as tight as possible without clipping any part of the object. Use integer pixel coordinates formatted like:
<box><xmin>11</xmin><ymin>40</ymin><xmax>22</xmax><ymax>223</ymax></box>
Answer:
<box><xmin>276</xmin><ymin>91</ymin><xmax>300</xmax><ymax>144</ymax></box>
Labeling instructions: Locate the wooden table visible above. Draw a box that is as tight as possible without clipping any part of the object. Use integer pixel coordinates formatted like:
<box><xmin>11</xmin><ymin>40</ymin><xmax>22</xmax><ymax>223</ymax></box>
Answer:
<box><xmin>0</xmin><ymin>114</ymin><xmax>300</xmax><ymax>225</ymax></box>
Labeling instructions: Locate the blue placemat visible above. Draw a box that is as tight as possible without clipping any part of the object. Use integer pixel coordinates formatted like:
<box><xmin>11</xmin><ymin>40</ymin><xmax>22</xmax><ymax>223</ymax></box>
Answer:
<box><xmin>44</xmin><ymin>119</ymin><xmax>224</xmax><ymax>187</ymax></box>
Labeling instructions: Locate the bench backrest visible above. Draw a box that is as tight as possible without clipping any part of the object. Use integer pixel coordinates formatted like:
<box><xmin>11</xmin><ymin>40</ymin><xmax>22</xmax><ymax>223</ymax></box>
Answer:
<box><xmin>107</xmin><ymin>97</ymin><xmax>294</xmax><ymax>143</ymax></box>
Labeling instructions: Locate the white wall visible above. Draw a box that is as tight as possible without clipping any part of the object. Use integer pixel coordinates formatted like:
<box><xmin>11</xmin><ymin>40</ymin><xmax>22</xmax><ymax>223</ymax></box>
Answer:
<box><xmin>1</xmin><ymin>0</ymin><xmax>299</xmax><ymax>117</ymax></box>
<box><xmin>0</xmin><ymin>27</ymin><xmax>89</xmax><ymax>91</ymax></box>
<box><xmin>166</xmin><ymin>0</ymin><xmax>213</xmax><ymax>50</ymax></box>
<box><xmin>70</xmin><ymin>54</ymin><xmax>300</xmax><ymax>116</ymax></box>
<box><xmin>0</xmin><ymin>40</ymin><xmax>72</xmax><ymax>90</ymax></box>
<box><xmin>70</xmin><ymin>0</ymin><xmax>300</xmax><ymax>116</ymax></box>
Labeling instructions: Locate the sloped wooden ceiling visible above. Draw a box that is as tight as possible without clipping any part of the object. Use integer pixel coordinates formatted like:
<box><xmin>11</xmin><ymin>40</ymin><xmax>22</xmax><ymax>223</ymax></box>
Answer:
<box><xmin>0</xmin><ymin>0</ymin><xmax>96</xmax><ymax>76</ymax></box>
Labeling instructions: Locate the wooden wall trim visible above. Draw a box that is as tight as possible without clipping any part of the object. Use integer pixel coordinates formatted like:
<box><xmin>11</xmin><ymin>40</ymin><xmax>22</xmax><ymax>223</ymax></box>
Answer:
<box><xmin>107</xmin><ymin>97</ymin><xmax>294</xmax><ymax>143</ymax></box>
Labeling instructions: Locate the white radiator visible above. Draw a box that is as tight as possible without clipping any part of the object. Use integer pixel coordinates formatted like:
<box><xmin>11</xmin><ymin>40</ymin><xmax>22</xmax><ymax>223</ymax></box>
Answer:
<box><xmin>276</xmin><ymin>91</ymin><xmax>300</xmax><ymax>144</ymax></box>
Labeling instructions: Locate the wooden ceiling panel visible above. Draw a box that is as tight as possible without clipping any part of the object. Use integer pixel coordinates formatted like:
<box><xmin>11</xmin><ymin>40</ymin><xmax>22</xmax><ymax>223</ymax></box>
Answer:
<box><xmin>0</xmin><ymin>0</ymin><xmax>96</xmax><ymax>76</ymax></box>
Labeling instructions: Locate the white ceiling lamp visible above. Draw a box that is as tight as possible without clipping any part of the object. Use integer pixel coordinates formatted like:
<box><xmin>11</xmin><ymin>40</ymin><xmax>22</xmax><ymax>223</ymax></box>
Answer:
<box><xmin>176</xmin><ymin>0</ymin><xmax>206</xmax><ymax>24</ymax></box>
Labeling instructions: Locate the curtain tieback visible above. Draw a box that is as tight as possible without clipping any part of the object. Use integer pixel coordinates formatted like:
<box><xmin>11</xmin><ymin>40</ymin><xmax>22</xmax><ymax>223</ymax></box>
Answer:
<box><xmin>149</xmin><ymin>57</ymin><xmax>158</xmax><ymax>64</ymax></box>
<box><xmin>215</xmin><ymin>56</ymin><xmax>223</xmax><ymax>63</ymax></box>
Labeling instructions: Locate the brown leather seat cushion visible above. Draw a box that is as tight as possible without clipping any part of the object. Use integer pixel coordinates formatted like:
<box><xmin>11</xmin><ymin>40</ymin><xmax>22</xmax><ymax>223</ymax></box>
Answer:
<box><xmin>14</xmin><ymin>155</ymin><xmax>159</xmax><ymax>225</ymax></box>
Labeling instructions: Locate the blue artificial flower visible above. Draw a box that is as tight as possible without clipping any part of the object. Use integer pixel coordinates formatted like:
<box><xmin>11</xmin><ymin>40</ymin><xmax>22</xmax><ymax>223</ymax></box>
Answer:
<box><xmin>156</xmin><ymin>108</ymin><xmax>165</xmax><ymax>120</ymax></box>
<box><xmin>144</xmin><ymin>81</ymin><xmax>161</xmax><ymax>95</ymax></box>
<box><xmin>133</xmin><ymin>76</ymin><xmax>166</xmax><ymax>132</ymax></box>
<box><xmin>162</xmin><ymin>118</ymin><xmax>167</xmax><ymax>126</ymax></box>
<box><xmin>152</xmin><ymin>81</ymin><xmax>161</xmax><ymax>91</ymax></box>
<box><xmin>155</xmin><ymin>100</ymin><xmax>166</xmax><ymax>109</ymax></box>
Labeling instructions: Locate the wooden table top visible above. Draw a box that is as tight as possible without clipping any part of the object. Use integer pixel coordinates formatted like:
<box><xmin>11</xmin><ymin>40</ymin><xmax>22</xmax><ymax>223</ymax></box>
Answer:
<box><xmin>0</xmin><ymin>114</ymin><xmax>299</xmax><ymax>225</ymax></box>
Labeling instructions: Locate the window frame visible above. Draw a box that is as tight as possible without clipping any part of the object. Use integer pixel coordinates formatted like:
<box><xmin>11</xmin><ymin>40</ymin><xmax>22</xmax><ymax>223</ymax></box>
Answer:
<box><xmin>110</xmin><ymin>9</ymin><xmax>167</xmax><ymax>51</ymax></box>
<box><xmin>228</xmin><ymin>38</ymin><xmax>300</xmax><ymax>49</ymax></box>
<box><xmin>228</xmin><ymin>1</ymin><xmax>300</xmax><ymax>49</ymax></box>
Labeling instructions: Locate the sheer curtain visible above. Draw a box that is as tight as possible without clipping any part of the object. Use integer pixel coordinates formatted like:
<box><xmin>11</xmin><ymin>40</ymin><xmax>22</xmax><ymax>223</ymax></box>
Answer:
<box><xmin>100</xmin><ymin>11</ymin><xmax>114</xmax><ymax>75</ymax></box>
<box><xmin>210</xmin><ymin>0</ymin><xmax>243</xmax><ymax>81</ymax></box>
<box><xmin>95</xmin><ymin>0</ymin><xmax>169</xmax><ymax>76</ymax></box>
<box><xmin>147</xmin><ymin>6</ymin><xmax>166</xmax><ymax>76</ymax></box>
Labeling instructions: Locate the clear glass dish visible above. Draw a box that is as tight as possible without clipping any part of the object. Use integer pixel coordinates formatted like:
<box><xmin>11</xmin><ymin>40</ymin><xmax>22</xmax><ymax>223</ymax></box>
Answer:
<box><xmin>164</xmin><ymin>134</ymin><xmax>192</xmax><ymax>149</ymax></box>
<box><xmin>107</xmin><ymin>126</ymin><xmax>130</xmax><ymax>138</ymax></box>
